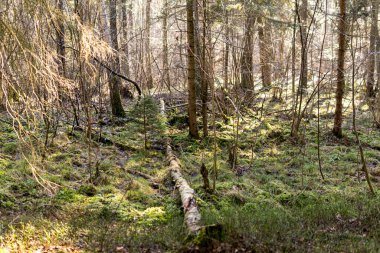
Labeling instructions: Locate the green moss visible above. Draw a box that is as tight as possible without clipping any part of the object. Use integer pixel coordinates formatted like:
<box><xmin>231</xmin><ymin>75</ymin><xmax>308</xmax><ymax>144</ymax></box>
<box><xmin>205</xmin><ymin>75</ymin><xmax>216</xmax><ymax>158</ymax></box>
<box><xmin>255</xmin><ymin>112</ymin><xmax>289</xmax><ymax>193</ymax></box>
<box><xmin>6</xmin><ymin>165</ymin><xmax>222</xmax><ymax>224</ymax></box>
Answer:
<box><xmin>0</xmin><ymin>158</ymin><xmax>11</xmax><ymax>169</ymax></box>
<box><xmin>126</xmin><ymin>190</ymin><xmax>148</xmax><ymax>203</ymax></box>
<box><xmin>292</xmin><ymin>192</ymin><xmax>318</xmax><ymax>207</ymax></box>
<box><xmin>49</xmin><ymin>152</ymin><xmax>71</xmax><ymax>162</ymax></box>
<box><xmin>266</xmin><ymin>179</ymin><xmax>290</xmax><ymax>195</ymax></box>
<box><xmin>364</xmin><ymin>149</ymin><xmax>380</xmax><ymax>159</ymax></box>
<box><xmin>1</xmin><ymin>94</ymin><xmax>380</xmax><ymax>252</ymax></box>
<box><xmin>0</xmin><ymin>189</ymin><xmax>16</xmax><ymax>208</ymax></box>
<box><xmin>10</xmin><ymin>178</ymin><xmax>38</xmax><ymax>197</ymax></box>
<box><xmin>275</xmin><ymin>191</ymin><xmax>293</xmax><ymax>205</ymax></box>
<box><xmin>3</xmin><ymin>142</ymin><xmax>18</xmax><ymax>155</ymax></box>
<box><xmin>62</xmin><ymin>168</ymin><xmax>80</xmax><ymax>181</ymax></box>
<box><xmin>78</xmin><ymin>184</ymin><xmax>97</xmax><ymax>197</ymax></box>
<box><xmin>98</xmin><ymin>185</ymin><xmax>117</xmax><ymax>194</ymax></box>
<box><xmin>342</xmin><ymin>151</ymin><xmax>358</xmax><ymax>162</ymax></box>
<box><xmin>137</xmin><ymin>207</ymin><xmax>167</xmax><ymax>226</ymax></box>
<box><xmin>225</xmin><ymin>190</ymin><xmax>248</xmax><ymax>205</ymax></box>
<box><xmin>54</xmin><ymin>188</ymin><xmax>78</xmax><ymax>203</ymax></box>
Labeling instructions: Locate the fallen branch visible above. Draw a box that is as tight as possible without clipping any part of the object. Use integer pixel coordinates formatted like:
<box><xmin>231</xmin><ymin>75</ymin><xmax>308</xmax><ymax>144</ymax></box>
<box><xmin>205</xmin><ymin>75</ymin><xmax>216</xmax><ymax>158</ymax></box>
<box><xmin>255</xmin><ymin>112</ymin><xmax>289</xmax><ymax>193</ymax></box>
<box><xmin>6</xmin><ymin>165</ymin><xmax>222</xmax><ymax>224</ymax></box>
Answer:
<box><xmin>92</xmin><ymin>56</ymin><xmax>142</xmax><ymax>96</ymax></box>
<box><xmin>64</xmin><ymin>46</ymin><xmax>142</xmax><ymax>96</ymax></box>
<box><xmin>266</xmin><ymin>109</ymin><xmax>292</xmax><ymax>116</ymax></box>
<box><xmin>125</xmin><ymin>169</ymin><xmax>160</xmax><ymax>189</ymax></box>
<box><xmin>126</xmin><ymin>169</ymin><xmax>153</xmax><ymax>180</ymax></box>
<box><xmin>70</xmin><ymin>126</ymin><xmax>138</xmax><ymax>151</ymax></box>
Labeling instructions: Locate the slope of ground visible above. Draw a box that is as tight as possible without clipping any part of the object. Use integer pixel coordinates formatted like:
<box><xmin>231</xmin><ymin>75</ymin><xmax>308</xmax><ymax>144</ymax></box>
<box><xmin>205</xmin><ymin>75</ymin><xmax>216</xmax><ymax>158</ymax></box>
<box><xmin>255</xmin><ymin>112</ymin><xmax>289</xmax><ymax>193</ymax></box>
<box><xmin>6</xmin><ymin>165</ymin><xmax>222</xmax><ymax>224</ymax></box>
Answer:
<box><xmin>0</xmin><ymin>95</ymin><xmax>380</xmax><ymax>252</ymax></box>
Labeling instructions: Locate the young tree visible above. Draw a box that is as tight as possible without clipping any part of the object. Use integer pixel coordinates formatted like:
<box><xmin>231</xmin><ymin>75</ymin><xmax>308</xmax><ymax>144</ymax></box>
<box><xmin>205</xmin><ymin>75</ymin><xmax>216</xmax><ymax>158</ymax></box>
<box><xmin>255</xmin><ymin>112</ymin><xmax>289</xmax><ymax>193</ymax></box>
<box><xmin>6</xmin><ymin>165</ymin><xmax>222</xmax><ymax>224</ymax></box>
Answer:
<box><xmin>291</xmin><ymin>0</ymin><xmax>309</xmax><ymax>138</ymax></box>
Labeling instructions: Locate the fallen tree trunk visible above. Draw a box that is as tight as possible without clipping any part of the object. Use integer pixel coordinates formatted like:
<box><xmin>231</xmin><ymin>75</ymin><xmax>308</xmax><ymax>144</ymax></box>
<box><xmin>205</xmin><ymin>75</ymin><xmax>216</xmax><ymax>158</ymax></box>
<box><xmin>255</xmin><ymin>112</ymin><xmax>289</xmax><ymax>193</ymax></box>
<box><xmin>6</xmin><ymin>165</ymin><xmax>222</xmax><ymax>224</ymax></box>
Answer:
<box><xmin>160</xmin><ymin>99</ymin><xmax>202</xmax><ymax>235</ymax></box>
<box><xmin>166</xmin><ymin>144</ymin><xmax>202</xmax><ymax>234</ymax></box>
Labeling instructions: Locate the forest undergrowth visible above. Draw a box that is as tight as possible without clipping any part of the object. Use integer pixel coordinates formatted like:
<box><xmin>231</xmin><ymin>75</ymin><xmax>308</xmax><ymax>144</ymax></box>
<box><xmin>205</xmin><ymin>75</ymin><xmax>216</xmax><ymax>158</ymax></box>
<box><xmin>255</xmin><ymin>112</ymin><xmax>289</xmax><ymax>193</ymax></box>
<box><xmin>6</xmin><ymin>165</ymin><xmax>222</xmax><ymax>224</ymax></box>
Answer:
<box><xmin>0</xmin><ymin>95</ymin><xmax>380</xmax><ymax>252</ymax></box>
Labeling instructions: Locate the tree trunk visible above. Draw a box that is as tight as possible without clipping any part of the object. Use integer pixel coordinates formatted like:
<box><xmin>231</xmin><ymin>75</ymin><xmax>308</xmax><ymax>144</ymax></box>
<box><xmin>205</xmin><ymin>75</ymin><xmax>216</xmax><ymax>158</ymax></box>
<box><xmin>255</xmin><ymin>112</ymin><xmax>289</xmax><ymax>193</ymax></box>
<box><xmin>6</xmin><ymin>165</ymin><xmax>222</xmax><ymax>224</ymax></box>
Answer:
<box><xmin>121</xmin><ymin>0</ymin><xmax>130</xmax><ymax>77</ymax></box>
<box><xmin>223</xmin><ymin>10</ymin><xmax>230</xmax><ymax>88</ymax></box>
<box><xmin>291</xmin><ymin>3</ymin><xmax>296</xmax><ymax>98</ymax></box>
<box><xmin>258</xmin><ymin>16</ymin><xmax>272</xmax><ymax>87</ymax></box>
<box><xmin>240</xmin><ymin>12</ymin><xmax>255</xmax><ymax>90</ymax></box>
<box><xmin>201</xmin><ymin>0</ymin><xmax>208</xmax><ymax>137</ymax></box>
<box><xmin>56</xmin><ymin>0</ymin><xmax>65</xmax><ymax>77</ymax></box>
<box><xmin>333</xmin><ymin>0</ymin><xmax>347</xmax><ymax>138</ymax></box>
<box><xmin>145</xmin><ymin>0</ymin><xmax>153</xmax><ymax>89</ymax></box>
<box><xmin>376</xmin><ymin>28</ymin><xmax>380</xmax><ymax>93</ymax></box>
<box><xmin>290</xmin><ymin>0</ymin><xmax>308</xmax><ymax>139</ymax></box>
<box><xmin>101</xmin><ymin>0</ymin><xmax>111</xmax><ymax>43</ymax></box>
<box><xmin>187</xmin><ymin>0</ymin><xmax>199</xmax><ymax>138</ymax></box>
<box><xmin>300</xmin><ymin>0</ymin><xmax>308</xmax><ymax>91</ymax></box>
<box><xmin>162</xmin><ymin>0</ymin><xmax>171</xmax><ymax>92</ymax></box>
<box><xmin>109</xmin><ymin>0</ymin><xmax>125</xmax><ymax>117</ymax></box>
<box><xmin>120</xmin><ymin>0</ymin><xmax>133</xmax><ymax>98</ymax></box>
<box><xmin>367</xmin><ymin>0</ymin><xmax>379</xmax><ymax>98</ymax></box>
<box><xmin>194</xmin><ymin>0</ymin><xmax>202</xmax><ymax>98</ymax></box>
<box><xmin>56</xmin><ymin>0</ymin><xmax>66</xmax><ymax>105</ymax></box>
<box><xmin>374</xmin><ymin>92</ymin><xmax>380</xmax><ymax>127</ymax></box>
<box><xmin>128</xmin><ymin>2</ymin><xmax>134</xmax><ymax>70</ymax></box>
<box><xmin>0</xmin><ymin>68</ymin><xmax>4</xmax><ymax>111</ymax></box>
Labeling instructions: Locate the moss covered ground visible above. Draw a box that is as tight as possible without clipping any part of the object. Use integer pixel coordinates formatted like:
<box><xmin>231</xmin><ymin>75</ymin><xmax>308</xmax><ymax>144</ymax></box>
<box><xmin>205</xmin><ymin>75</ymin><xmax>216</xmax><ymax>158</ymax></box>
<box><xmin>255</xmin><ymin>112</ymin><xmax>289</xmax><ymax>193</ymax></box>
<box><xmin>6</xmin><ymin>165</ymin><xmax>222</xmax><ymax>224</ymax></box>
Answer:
<box><xmin>0</xmin><ymin>96</ymin><xmax>380</xmax><ymax>252</ymax></box>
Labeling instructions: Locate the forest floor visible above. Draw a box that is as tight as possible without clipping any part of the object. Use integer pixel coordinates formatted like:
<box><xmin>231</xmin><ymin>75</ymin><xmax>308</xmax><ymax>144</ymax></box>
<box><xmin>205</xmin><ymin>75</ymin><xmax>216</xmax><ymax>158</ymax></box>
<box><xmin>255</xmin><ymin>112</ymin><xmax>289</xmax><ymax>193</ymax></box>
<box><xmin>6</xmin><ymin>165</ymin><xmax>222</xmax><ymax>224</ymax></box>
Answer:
<box><xmin>1</xmin><ymin>93</ymin><xmax>380</xmax><ymax>252</ymax></box>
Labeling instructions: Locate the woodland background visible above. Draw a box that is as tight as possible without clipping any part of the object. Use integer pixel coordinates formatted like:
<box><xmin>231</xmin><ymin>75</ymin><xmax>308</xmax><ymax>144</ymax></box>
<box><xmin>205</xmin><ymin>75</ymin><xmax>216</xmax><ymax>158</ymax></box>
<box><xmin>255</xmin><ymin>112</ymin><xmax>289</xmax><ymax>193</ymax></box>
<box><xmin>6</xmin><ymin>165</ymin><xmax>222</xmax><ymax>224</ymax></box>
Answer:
<box><xmin>0</xmin><ymin>0</ymin><xmax>380</xmax><ymax>252</ymax></box>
